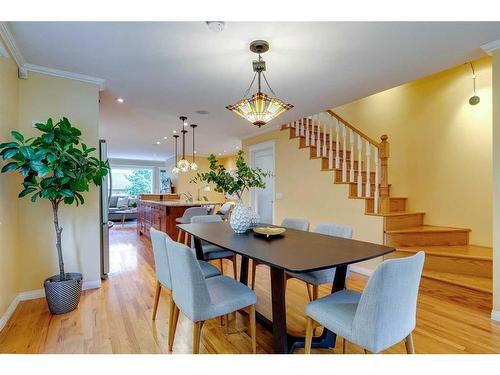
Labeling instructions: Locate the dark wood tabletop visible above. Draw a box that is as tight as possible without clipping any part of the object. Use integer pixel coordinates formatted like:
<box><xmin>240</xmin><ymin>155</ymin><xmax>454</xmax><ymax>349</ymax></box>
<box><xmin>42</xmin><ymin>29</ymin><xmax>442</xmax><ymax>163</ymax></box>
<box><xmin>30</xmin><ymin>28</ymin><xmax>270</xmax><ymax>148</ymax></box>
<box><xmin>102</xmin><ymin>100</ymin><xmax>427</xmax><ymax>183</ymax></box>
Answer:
<box><xmin>178</xmin><ymin>222</ymin><xmax>395</xmax><ymax>272</ymax></box>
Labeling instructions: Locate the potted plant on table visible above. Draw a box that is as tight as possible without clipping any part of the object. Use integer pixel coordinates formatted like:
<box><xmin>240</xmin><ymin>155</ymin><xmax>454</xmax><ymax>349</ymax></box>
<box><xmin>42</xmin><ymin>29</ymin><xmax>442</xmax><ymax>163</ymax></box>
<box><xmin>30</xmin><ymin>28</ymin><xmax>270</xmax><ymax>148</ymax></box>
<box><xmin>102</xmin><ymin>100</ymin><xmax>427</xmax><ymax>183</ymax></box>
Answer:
<box><xmin>190</xmin><ymin>150</ymin><xmax>271</xmax><ymax>233</ymax></box>
<box><xmin>0</xmin><ymin>118</ymin><xmax>109</xmax><ymax>314</ymax></box>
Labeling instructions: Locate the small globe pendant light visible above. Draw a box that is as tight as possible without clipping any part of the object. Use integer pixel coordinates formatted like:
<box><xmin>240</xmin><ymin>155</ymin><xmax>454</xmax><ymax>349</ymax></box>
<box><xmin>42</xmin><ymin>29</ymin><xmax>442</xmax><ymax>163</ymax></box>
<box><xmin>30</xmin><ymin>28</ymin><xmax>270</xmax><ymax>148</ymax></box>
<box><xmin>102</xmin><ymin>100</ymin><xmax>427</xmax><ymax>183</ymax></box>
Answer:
<box><xmin>171</xmin><ymin>134</ymin><xmax>180</xmax><ymax>174</ymax></box>
<box><xmin>190</xmin><ymin>123</ymin><xmax>198</xmax><ymax>171</ymax></box>
<box><xmin>468</xmin><ymin>62</ymin><xmax>480</xmax><ymax>106</ymax></box>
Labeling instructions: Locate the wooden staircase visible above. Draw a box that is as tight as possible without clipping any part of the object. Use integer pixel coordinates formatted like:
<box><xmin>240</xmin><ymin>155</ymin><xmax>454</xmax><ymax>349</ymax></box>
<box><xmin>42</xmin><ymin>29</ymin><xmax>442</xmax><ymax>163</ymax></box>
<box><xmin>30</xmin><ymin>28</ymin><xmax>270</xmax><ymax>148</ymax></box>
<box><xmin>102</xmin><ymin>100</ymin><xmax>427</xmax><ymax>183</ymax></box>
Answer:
<box><xmin>281</xmin><ymin>111</ymin><xmax>492</xmax><ymax>294</ymax></box>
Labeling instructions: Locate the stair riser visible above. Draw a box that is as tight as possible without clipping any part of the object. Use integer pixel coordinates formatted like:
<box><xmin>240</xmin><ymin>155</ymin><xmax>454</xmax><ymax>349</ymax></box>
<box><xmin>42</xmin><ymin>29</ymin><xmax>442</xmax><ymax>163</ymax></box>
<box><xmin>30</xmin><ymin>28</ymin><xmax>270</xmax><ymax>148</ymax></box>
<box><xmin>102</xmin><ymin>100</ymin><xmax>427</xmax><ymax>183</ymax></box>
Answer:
<box><xmin>335</xmin><ymin>171</ymin><xmax>375</xmax><ymax>184</ymax></box>
<box><xmin>386</xmin><ymin>251</ymin><xmax>492</xmax><ymax>278</ymax></box>
<box><xmin>365</xmin><ymin>197</ymin><xmax>407</xmax><ymax>213</ymax></box>
<box><xmin>322</xmin><ymin>158</ymin><xmax>363</xmax><ymax>171</ymax></box>
<box><xmin>383</xmin><ymin>213</ymin><xmax>424</xmax><ymax>230</ymax></box>
<box><xmin>384</xmin><ymin>231</ymin><xmax>469</xmax><ymax>247</ymax></box>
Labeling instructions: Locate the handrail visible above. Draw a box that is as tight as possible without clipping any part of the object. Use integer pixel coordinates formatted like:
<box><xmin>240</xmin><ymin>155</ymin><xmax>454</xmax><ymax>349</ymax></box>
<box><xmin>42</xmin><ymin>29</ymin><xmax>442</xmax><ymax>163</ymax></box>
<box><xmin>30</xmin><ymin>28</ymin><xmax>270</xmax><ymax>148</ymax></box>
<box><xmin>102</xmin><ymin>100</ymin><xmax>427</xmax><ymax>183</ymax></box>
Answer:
<box><xmin>326</xmin><ymin>110</ymin><xmax>379</xmax><ymax>147</ymax></box>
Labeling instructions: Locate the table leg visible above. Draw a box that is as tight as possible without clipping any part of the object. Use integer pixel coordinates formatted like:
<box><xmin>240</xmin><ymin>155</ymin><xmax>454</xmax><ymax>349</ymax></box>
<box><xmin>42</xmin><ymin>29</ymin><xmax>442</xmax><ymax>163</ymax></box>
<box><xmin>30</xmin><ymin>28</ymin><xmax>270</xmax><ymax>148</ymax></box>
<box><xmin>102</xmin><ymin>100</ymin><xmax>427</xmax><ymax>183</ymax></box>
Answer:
<box><xmin>239</xmin><ymin>256</ymin><xmax>249</xmax><ymax>285</ymax></box>
<box><xmin>193</xmin><ymin>237</ymin><xmax>205</xmax><ymax>260</ymax></box>
<box><xmin>121</xmin><ymin>214</ymin><xmax>125</xmax><ymax>227</ymax></box>
<box><xmin>270</xmin><ymin>266</ymin><xmax>288</xmax><ymax>353</ymax></box>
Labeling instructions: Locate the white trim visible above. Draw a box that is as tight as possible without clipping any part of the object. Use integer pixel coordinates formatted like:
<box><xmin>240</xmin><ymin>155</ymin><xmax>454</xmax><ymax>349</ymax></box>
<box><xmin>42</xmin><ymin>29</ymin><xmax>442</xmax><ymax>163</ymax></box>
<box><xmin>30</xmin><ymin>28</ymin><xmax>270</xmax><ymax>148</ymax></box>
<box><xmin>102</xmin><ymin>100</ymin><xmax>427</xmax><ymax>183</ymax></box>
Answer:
<box><xmin>349</xmin><ymin>264</ymin><xmax>374</xmax><ymax>277</ymax></box>
<box><xmin>492</xmin><ymin>310</ymin><xmax>500</xmax><ymax>322</ymax></box>
<box><xmin>0</xmin><ymin>294</ymin><xmax>20</xmax><ymax>332</ymax></box>
<box><xmin>481</xmin><ymin>39</ymin><xmax>500</xmax><ymax>55</ymax></box>
<box><xmin>18</xmin><ymin>288</ymin><xmax>45</xmax><ymax>301</ymax></box>
<box><xmin>248</xmin><ymin>140</ymin><xmax>276</xmax><ymax>225</ymax></box>
<box><xmin>0</xmin><ymin>22</ymin><xmax>26</xmax><ymax>67</ymax></box>
<box><xmin>22</xmin><ymin>63</ymin><xmax>105</xmax><ymax>90</ymax></box>
<box><xmin>0</xmin><ymin>38</ymin><xmax>9</xmax><ymax>58</ymax></box>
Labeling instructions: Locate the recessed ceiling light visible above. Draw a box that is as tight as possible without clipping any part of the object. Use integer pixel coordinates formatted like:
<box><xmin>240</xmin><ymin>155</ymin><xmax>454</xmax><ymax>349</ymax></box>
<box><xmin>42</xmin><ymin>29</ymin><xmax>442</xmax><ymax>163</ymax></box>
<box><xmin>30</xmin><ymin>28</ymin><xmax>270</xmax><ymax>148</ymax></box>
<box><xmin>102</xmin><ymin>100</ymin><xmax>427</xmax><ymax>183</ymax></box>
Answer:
<box><xmin>223</xmin><ymin>150</ymin><xmax>227</xmax><ymax>153</ymax></box>
<box><xmin>206</xmin><ymin>21</ymin><xmax>225</xmax><ymax>32</ymax></box>
<box><xmin>163</xmin><ymin>136</ymin><xmax>168</xmax><ymax>140</ymax></box>
<box><xmin>115</xmin><ymin>97</ymin><xmax>124</xmax><ymax>103</ymax></box>
<box><xmin>156</xmin><ymin>141</ymin><xmax>161</xmax><ymax>145</ymax></box>
<box><xmin>173</xmin><ymin>130</ymin><xmax>177</xmax><ymax>134</ymax></box>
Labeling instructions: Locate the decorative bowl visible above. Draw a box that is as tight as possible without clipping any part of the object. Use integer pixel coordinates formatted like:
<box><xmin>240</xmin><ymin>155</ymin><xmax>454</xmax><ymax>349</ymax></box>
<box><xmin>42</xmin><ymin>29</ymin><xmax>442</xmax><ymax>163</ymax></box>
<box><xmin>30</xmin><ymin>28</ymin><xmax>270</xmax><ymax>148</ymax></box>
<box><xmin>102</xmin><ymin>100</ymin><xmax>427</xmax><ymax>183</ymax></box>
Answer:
<box><xmin>253</xmin><ymin>226</ymin><xmax>286</xmax><ymax>239</ymax></box>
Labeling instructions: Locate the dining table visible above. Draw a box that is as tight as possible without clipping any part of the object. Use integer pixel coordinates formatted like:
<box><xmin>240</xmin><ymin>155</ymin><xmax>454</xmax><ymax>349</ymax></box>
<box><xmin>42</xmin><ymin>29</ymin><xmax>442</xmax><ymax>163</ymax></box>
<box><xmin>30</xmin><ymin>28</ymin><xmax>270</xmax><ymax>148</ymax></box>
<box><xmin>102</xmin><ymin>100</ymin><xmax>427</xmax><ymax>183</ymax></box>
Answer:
<box><xmin>177</xmin><ymin>222</ymin><xmax>395</xmax><ymax>354</ymax></box>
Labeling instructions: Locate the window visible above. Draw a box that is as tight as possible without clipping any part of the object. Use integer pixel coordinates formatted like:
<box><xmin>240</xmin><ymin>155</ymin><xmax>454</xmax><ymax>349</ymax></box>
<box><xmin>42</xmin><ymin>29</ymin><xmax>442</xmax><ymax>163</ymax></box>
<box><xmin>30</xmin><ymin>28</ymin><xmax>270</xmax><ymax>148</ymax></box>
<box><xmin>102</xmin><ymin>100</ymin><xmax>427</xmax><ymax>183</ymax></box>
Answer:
<box><xmin>110</xmin><ymin>167</ymin><xmax>153</xmax><ymax>196</ymax></box>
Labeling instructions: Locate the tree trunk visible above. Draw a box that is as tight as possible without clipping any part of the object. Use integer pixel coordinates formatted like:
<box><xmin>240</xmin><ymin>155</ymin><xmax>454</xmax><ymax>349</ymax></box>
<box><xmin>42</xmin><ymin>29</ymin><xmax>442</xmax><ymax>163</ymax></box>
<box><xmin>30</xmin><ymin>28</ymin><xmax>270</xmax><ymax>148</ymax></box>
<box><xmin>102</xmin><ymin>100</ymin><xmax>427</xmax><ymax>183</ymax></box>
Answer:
<box><xmin>51</xmin><ymin>199</ymin><xmax>65</xmax><ymax>281</ymax></box>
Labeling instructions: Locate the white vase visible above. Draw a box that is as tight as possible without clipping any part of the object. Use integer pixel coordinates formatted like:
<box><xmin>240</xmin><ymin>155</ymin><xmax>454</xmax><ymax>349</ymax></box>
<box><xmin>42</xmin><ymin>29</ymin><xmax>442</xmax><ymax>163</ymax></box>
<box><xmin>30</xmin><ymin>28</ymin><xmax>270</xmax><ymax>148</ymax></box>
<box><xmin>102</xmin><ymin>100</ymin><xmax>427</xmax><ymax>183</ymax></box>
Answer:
<box><xmin>230</xmin><ymin>200</ymin><xmax>252</xmax><ymax>233</ymax></box>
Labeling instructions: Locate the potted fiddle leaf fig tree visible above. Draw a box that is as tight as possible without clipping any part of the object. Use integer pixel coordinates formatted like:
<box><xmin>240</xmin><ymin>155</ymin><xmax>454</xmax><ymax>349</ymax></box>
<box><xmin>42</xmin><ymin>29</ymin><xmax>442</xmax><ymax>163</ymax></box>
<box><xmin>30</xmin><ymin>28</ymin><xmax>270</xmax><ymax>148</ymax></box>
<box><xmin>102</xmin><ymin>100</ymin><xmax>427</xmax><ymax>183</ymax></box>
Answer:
<box><xmin>191</xmin><ymin>150</ymin><xmax>271</xmax><ymax>233</ymax></box>
<box><xmin>0</xmin><ymin>118</ymin><xmax>109</xmax><ymax>315</ymax></box>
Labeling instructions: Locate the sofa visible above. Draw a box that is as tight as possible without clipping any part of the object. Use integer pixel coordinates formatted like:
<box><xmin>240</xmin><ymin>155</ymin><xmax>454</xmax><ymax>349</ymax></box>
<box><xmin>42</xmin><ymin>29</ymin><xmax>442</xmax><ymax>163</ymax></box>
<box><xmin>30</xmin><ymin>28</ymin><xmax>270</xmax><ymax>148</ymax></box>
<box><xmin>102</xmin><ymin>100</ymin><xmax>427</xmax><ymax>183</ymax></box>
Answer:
<box><xmin>108</xmin><ymin>195</ymin><xmax>139</xmax><ymax>221</ymax></box>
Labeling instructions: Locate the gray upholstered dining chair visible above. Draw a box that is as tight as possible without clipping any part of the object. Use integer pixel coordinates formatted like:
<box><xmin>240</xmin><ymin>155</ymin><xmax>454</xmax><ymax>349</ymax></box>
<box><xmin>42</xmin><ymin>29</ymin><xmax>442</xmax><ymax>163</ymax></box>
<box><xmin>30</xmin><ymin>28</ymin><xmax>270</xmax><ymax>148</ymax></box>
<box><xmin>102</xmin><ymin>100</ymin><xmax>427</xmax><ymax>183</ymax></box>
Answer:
<box><xmin>175</xmin><ymin>207</ymin><xmax>209</xmax><ymax>244</ymax></box>
<box><xmin>250</xmin><ymin>218</ymin><xmax>310</xmax><ymax>290</ymax></box>
<box><xmin>166</xmin><ymin>239</ymin><xmax>257</xmax><ymax>354</ymax></box>
<box><xmin>286</xmin><ymin>223</ymin><xmax>353</xmax><ymax>301</ymax></box>
<box><xmin>150</xmin><ymin>228</ymin><xmax>220</xmax><ymax>351</ymax></box>
<box><xmin>304</xmin><ymin>251</ymin><xmax>425</xmax><ymax>354</ymax></box>
<box><xmin>216</xmin><ymin>201</ymin><xmax>235</xmax><ymax>221</ymax></box>
<box><xmin>190</xmin><ymin>215</ymin><xmax>238</xmax><ymax>279</ymax></box>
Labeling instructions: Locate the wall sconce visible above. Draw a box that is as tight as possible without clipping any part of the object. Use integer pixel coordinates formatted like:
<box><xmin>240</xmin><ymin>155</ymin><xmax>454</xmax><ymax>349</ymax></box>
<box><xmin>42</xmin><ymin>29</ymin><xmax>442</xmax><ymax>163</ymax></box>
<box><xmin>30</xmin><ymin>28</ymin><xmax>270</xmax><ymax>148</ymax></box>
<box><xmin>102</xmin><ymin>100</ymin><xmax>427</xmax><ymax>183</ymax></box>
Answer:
<box><xmin>468</xmin><ymin>62</ymin><xmax>480</xmax><ymax>106</ymax></box>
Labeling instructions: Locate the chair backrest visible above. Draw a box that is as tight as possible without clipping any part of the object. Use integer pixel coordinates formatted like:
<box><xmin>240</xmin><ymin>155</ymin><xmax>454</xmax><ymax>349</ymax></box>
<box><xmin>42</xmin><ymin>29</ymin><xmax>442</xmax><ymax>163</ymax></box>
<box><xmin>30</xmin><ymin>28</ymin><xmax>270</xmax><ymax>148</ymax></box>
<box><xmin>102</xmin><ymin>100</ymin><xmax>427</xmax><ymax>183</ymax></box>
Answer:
<box><xmin>281</xmin><ymin>218</ymin><xmax>310</xmax><ymax>231</ymax></box>
<box><xmin>352</xmin><ymin>251</ymin><xmax>425</xmax><ymax>353</ymax></box>
<box><xmin>206</xmin><ymin>204</ymin><xmax>215</xmax><ymax>215</ymax></box>
<box><xmin>150</xmin><ymin>227</ymin><xmax>172</xmax><ymax>290</ymax></box>
<box><xmin>190</xmin><ymin>215</ymin><xmax>223</xmax><ymax>247</ymax></box>
<box><xmin>166</xmin><ymin>239</ymin><xmax>212</xmax><ymax>322</ymax></box>
<box><xmin>181</xmin><ymin>207</ymin><xmax>209</xmax><ymax>221</ymax></box>
<box><xmin>315</xmin><ymin>223</ymin><xmax>353</xmax><ymax>239</ymax></box>
<box><xmin>219</xmin><ymin>202</ymin><xmax>234</xmax><ymax>214</ymax></box>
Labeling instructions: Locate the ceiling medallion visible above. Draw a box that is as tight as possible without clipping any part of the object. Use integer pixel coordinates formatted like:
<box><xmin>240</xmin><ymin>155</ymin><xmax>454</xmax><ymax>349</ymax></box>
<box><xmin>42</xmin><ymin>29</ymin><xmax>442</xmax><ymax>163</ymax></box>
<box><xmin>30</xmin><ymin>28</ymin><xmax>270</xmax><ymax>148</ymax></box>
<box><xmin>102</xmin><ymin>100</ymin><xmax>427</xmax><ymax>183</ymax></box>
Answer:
<box><xmin>226</xmin><ymin>40</ymin><xmax>293</xmax><ymax>127</ymax></box>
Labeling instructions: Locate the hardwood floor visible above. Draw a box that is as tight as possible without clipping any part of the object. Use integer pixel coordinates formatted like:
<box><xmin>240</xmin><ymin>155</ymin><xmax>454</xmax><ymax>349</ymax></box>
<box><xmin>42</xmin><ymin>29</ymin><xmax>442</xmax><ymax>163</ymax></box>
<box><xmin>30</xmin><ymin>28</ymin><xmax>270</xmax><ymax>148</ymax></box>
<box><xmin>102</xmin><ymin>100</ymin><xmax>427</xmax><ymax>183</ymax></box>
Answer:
<box><xmin>1</xmin><ymin>225</ymin><xmax>500</xmax><ymax>354</ymax></box>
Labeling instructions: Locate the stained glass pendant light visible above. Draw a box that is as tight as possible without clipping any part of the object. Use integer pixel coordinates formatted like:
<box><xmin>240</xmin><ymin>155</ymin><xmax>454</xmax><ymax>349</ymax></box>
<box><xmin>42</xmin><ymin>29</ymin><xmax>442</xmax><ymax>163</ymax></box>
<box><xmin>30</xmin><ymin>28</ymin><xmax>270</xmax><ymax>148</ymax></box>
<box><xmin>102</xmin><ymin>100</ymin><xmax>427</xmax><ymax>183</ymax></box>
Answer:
<box><xmin>171</xmin><ymin>134</ymin><xmax>180</xmax><ymax>174</ymax></box>
<box><xmin>226</xmin><ymin>40</ymin><xmax>293</xmax><ymax>127</ymax></box>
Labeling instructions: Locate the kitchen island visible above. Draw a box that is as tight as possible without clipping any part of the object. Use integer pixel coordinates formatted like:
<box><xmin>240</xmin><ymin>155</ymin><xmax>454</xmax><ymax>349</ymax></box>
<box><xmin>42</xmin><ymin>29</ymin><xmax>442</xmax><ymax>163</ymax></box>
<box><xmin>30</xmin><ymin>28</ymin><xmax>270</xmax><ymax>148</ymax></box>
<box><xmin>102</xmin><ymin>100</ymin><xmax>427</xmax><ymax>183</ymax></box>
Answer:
<box><xmin>137</xmin><ymin>197</ymin><xmax>221</xmax><ymax>239</ymax></box>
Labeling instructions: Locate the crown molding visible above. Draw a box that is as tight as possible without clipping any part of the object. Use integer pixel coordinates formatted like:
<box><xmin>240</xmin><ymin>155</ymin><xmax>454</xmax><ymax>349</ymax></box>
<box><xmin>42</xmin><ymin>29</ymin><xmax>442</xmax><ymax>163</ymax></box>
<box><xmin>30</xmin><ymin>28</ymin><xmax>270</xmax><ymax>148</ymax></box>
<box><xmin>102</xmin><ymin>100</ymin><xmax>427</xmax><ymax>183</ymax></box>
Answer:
<box><xmin>22</xmin><ymin>63</ymin><xmax>106</xmax><ymax>90</ymax></box>
<box><xmin>0</xmin><ymin>38</ymin><xmax>9</xmax><ymax>57</ymax></box>
<box><xmin>481</xmin><ymin>39</ymin><xmax>500</xmax><ymax>55</ymax></box>
<box><xmin>0</xmin><ymin>22</ymin><xmax>26</xmax><ymax>66</ymax></box>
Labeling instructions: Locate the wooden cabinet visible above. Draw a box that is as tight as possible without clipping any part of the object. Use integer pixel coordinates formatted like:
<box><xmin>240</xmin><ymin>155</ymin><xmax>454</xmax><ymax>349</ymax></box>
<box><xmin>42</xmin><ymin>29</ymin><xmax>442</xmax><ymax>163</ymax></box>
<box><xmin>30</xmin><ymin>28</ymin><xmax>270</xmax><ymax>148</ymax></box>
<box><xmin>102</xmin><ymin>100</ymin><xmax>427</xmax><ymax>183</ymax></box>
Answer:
<box><xmin>137</xmin><ymin>200</ymin><xmax>199</xmax><ymax>239</ymax></box>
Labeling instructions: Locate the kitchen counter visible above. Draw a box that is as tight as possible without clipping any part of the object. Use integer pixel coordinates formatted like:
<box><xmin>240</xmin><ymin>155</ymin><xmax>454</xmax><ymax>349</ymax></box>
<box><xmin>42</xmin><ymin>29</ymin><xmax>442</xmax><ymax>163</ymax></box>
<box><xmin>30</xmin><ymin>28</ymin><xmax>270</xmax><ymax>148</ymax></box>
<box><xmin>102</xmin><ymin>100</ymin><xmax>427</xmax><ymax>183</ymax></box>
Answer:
<box><xmin>137</xmin><ymin>199</ymin><xmax>222</xmax><ymax>239</ymax></box>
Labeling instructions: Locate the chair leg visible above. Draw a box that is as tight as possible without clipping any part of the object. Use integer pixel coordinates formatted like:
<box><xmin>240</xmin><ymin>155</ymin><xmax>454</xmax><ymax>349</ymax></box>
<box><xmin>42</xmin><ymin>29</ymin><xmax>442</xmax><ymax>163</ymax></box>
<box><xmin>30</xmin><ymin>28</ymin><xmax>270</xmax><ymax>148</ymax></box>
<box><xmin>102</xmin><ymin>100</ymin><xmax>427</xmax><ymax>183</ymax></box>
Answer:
<box><xmin>168</xmin><ymin>302</ymin><xmax>180</xmax><ymax>352</ymax></box>
<box><xmin>219</xmin><ymin>258</ymin><xmax>224</xmax><ymax>274</ymax></box>
<box><xmin>152</xmin><ymin>280</ymin><xmax>161</xmax><ymax>320</ymax></box>
<box><xmin>247</xmin><ymin>305</ymin><xmax>257</xmax><ymax>354</ymax></box>
<box><xmin>306</xmin><ymin>283</ymin><xmax>313</xmax><ymax>301</ymax></box>
<box><xmin>304</xmin><ymin>317</ymin><xmax>314</xmax><ymax>354</ymax></box>
<box><xmin>312</xmin><ymin>285</ymin><xmax>319</xmax><ymax>301</ymax></box>
<box><xmin>192</xmin><ymin>321</ymin><xmax>204</xmax><ymax>354</ymax></box>
<box><xmin>405</xmin><ymin>332</ymin><xmax>415</xmax><ymax>354</ymax></box>
<box><xmin>177</xmin><ymin>230</ymin><xmax>182</xmax><ymax>243</ymax></box>
<box><xmin>364</xmin><ymin>349</ymin><xmax>369</xmax><ymax>354</ymax></box>
<box><xmin>343</xmin><ymin>338</ymin><xmax>348</xmax><ymax>354</ymax></box>
<box><xmin>232</xmin><ymin>255</ymin><xmax>238</xmax><ymax>280</ymax></box>
<box><xmin>184</xmin><ymin>232</ymin><xmax>189</xmax><ymax>246</ymax></box>
<box><xmin>251</xmin><ymin>260</ymin><xmax>257</xmax><ymax>290</ymax></box>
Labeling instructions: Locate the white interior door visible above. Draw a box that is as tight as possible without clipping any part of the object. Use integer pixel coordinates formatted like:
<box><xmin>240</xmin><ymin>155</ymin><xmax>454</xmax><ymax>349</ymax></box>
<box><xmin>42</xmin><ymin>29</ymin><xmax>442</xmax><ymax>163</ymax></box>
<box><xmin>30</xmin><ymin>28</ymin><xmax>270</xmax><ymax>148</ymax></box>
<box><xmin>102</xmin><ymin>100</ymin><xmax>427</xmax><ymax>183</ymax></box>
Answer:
<box><xmin>249</xmin><ymin>141</ymin><xmax>275</xmax><ymax>224</ymax></box>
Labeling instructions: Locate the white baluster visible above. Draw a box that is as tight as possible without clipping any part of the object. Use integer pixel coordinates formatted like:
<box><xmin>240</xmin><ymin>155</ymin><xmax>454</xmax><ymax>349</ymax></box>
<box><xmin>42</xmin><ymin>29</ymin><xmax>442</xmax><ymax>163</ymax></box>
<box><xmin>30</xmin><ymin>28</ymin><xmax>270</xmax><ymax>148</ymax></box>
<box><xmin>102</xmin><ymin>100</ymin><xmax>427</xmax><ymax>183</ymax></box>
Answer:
<box><xmin>328</xmin><ymin>116</ymin><xmax>333</xmax><ymax>169</ymax></box>
<box><xmin>349</xmin><ymin>129</ymin><xmax>355</xmax><ymax>182</ymax></box>
<box><xmin>365</xmin><ymin>140</ymin><xmax>371</xmax><ymax>198</ymax></box>
<box><xmin>374</xmin><ymin>146</ymin><xmax>379</xmax><ymax>214</ymax></box>
<box><xmin>294</xmin><ymin>120</ymin><xmax>298</xmax><ymax>137</ymax></box>
<box><xmin>335</xmin><ymin>120</ymin><xmax>340</xmax><ymax>169</ymax></box>
<box><xmin>300</xmin><ymin>118</ymin><xmax>304</xmax><ymax>137</ymax></box>
<box><xmin>357</xmin><ymin>134</ymin><xmax>362</xmax><ymax>197</ymax></box>
<box><xmin>310</xmin><ymin>116</ymin><xmax>315</xmax><ymax>146</ymax></box>
<box><xmin>316</xmin><ymin>115</ymin><xmax>321</xmax><ymax>157</ymax></box>
<box><xmin>305</xmin><ymin>118</ymin><xmax>310</xmax><ymax>146</ymax></box>
<box><xmin>342</xmin><ymin>123</ymin><xmax>347</xmax><ymax>182</ymax></box>
<box><xmin>323</xmin><ymin>114</ymin><xmax>327</xmax><ymax>157</ymax></box>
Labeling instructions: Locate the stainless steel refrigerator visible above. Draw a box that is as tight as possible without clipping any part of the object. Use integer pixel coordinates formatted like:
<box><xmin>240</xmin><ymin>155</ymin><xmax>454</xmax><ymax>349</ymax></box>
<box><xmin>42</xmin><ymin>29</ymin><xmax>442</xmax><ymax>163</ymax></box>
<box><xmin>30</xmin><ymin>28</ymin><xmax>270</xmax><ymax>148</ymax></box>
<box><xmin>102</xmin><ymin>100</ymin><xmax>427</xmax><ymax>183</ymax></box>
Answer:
<box><xmin>99</xmin><ymin>139</ymin><xmax>110</xmax><ymax>278</ymax></box>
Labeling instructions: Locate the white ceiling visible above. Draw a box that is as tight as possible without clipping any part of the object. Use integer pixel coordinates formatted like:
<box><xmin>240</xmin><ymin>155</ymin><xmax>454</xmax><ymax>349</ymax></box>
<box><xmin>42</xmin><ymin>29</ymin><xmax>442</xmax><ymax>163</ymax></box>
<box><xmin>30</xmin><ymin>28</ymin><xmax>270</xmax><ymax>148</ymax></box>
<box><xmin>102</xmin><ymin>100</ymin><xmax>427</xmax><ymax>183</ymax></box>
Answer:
<box><xmin>8</xmin><ymin>22</ymin><xmax>500</xmax><ymax>161</ymax></box>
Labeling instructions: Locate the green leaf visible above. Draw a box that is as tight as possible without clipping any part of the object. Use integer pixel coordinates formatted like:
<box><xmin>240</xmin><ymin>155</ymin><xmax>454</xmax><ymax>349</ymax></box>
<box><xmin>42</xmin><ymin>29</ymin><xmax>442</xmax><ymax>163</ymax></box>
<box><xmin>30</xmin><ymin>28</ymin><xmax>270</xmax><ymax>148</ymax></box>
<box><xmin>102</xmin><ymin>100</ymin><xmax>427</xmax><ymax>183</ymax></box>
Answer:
<box><xmin>11</xmin><ymin>131</ymin><xmax>24</xmax><ymax>143</ymax></box>
<box><xmin>1</xmin><ymin>162</ymin><xmax>19</xmax><ymax>173</ymax></box>
<box><xmin>31</xmin><ymin>193</ymin><xmax>39</xmax><ymax>203</ymax></box>
<box><xmin>19</xmin><ymin>187</ymin><xmax>37</xmax><ymax>198</ymax></box>
<box><xmin>59</xmin><ymin>189</ymin><xmax>74</xmax><ymax>198</ymax></box>
<box><xmin>0</xmin><ymin>142</ymin><xmax>19</xmax><ymax>149</ymax></box>
<box><xmin>19</xmin><ymin>146</ymin><xmax>35</xmax><ymax>159</ymax></box>
<box><xmin>2</xmin><ymin>148</ymin><xmax>19</xmax><ymax>159</ymax></box>
<box><xmin>42</xmin><ymin>132</ymin><xmax>55</xmax><ymax>144</ymax></box>
<box><xmin>37</xmin><ymin>166</ymin><xmax>52</xmax><ymax>177</ymax></box>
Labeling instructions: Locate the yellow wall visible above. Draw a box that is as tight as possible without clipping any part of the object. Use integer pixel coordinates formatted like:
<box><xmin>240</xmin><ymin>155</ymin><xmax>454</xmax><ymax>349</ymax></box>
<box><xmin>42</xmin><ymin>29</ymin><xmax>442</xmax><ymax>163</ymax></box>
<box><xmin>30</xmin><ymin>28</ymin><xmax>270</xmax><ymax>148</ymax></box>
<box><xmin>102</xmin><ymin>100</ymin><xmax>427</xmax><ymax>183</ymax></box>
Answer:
<box><xmin>335</xmin><ymin>57</ymin><xmax>492</xmax><ymax>247</ymax></box>
<box><xmin>492</xmin><ymin>50</ymin><xmax>500</xmax><ymax>313</ymax></box>
<box><xmin>0</xmin><ymin>57</ymin><xmax>20</xmax><ymax>317</ymax></box>
<box><xmin>16</xmin><ymin>72</ymin><xmax>101</xmax><ymax>291</ymax></box>
<box><xmin>242</xmin><ymin>129</ymin><xmax>384</xmax><ymax>270</ymax></box>
<box><xmin>167</xmin><ymin>155</ymin><xmax>236</xmax><ymax>202</ymax></box>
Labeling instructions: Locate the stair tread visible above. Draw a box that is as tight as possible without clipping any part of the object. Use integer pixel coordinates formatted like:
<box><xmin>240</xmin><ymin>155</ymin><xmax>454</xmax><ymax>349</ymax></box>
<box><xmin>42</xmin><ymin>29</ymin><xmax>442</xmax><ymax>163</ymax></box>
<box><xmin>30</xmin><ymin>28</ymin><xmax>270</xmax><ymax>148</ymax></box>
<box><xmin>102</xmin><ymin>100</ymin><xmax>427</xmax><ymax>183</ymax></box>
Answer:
<box><xmin>385</xmin><ymin>225</ymin><xmax>471</xmax><ymax>234</ymax></box>
<box><xmin>422</xmin><ymin>270</ymin><xmax>492</xmax><ymax>293</ymax></box>
<box><xmin>365</xmin><ymin>211</ymin><xmax>425</xmax><ymax>217</ymax></box>
<box><xmin>395</xmin><ymin>245</ymin><xmax>492</xmax><ymax>260</ymax></box>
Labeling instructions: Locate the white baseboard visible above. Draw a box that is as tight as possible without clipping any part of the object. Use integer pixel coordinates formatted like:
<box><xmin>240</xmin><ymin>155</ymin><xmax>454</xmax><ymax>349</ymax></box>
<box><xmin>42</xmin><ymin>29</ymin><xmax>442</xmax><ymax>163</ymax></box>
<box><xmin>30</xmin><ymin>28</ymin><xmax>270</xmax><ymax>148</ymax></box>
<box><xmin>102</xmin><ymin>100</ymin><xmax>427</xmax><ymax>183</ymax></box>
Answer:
<box><xmin>492</xmin><ymin>310</ymin><xmax>500</xmax><ymax>322</ymax></box>
<box><xmin>349</xmin><ymin>264</ymin><xmax>374</xmax><ymax>277</ymax></box>
<box><xmin>0</xmin><ymin>279</ymin><xmax>102</xmax><ymax>332</ymax></box>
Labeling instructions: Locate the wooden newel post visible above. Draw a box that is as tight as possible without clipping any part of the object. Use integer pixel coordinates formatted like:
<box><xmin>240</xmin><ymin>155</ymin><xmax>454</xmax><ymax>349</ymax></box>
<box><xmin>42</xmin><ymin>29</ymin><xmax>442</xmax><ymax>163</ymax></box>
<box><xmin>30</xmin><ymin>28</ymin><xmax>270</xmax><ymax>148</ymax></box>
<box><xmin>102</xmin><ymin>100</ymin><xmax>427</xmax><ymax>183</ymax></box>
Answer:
<box><xmin>378</xmin><ymin>134</ymin><xmax>390</xmax><ymax>214</ymax></box>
